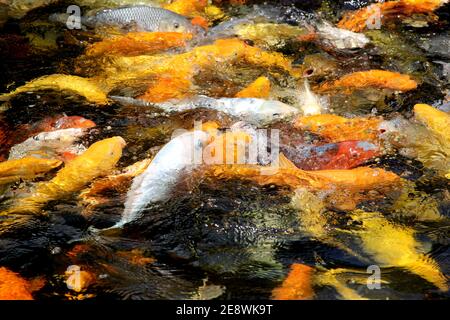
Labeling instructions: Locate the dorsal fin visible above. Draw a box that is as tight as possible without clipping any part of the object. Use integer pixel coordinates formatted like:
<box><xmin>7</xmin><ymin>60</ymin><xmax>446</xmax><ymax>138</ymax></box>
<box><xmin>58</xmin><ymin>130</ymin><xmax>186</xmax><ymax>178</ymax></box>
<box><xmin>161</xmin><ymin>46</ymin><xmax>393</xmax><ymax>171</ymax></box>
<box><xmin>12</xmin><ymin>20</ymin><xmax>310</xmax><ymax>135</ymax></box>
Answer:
<box><xmin>278</xmin><ymin>153</ymin><xmax>298</xmax><ymax>169</ymax></box>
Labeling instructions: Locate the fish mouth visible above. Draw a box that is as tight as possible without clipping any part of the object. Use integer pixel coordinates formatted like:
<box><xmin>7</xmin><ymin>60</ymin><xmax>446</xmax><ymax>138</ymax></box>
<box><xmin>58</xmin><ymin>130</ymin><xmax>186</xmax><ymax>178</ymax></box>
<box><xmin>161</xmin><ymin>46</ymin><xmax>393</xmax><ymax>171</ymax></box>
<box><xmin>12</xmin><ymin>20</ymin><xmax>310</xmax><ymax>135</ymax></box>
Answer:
<box><xmin>114</xmin><ymin>136</ymin><xmax>127</xmax><ymax>148</ymax></box>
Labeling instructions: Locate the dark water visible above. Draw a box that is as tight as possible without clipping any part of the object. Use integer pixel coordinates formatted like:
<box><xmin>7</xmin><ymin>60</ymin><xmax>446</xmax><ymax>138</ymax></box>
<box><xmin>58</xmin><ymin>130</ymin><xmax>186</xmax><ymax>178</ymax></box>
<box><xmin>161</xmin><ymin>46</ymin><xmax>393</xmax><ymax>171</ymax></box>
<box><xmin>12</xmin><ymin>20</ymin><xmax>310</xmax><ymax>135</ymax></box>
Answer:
<box><xmin>0</xmin><ymin>0</ymin><xmax>449</xmax><ymax>300</ymax></box>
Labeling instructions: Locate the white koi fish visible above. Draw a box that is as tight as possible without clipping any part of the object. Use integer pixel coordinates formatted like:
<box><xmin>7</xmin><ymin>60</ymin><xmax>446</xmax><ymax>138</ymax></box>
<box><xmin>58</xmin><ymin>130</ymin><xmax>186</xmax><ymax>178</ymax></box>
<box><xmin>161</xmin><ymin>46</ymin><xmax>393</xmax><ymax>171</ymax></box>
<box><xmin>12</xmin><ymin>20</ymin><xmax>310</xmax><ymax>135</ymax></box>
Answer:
<box><xmin>8</xmin><ymin>128</ymin><xmax>87</xmax><ymax>160</ymax></box>
<box><xmin>110</xmin><ymin>95</ymin><xmax>300</xmax><ymax>126</ymax></box>
<box><xmin>115</xmin><ymin>130</ymin><xmax>210</xmax><ymax>228</ymax></box>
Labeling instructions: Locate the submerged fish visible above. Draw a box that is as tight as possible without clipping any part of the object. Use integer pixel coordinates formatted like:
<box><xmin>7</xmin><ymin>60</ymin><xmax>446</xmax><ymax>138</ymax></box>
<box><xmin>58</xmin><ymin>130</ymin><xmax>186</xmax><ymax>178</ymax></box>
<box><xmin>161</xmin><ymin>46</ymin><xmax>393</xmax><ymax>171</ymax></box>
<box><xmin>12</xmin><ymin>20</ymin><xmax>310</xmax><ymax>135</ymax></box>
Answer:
<box><xmin>315</xmin><ymin>23</ymin><xmax>370</xmax><ymax>50</ymax></box>
<box><xmin>380</xmin><ymin>104</ymin><xmax>450</xmax><ymax>177</ymax></box>
<box><xmin>0</xmin><ymin>267</ymin><xmax>35</xmax><ymax>300</ymax></box>
<box><xmin>0</xmin><ymin>74</ymin><xmax>108</xmax><ymax>105</ymax></box>
<box><xmin>316</xmin><ymin>70</ymin><xmax>418</xmax><ymax>93</ymax></box>
<box><xmin>1</xmin><ymin>115</ymin><xmax>95</xmax><ymax>162</ymax></box>
<box><xmin>13</xmin><ymin>115</ymin><xmax>95</xmax><ymax>143</ymax></box>
<box><xmin>418</xmin><ymin>32</ymin><xmax>450</xmax><ymax>59</ymax></box>
<box><xmin>272</xmin><ymin>264</ymin><xmax>371</xmax><ymax>300</ymax></box>
<box><xmin>79</xmin><ymin>158</ymin><xmax>152</xmax><ymax>209</ymax></box>
<box><xmin>111</xmin><ymin>95</ymin><xmax>300</xmax><ymax>126</ymax></box>
<box><xmin>282</xmin><ymin>140</ymin><xmax>380</xmax><ymax>170</ymax></box>
<box><xmin>117</xmin><ymin>130</ymin><xmax>210</xmax><ymax>228</ymax></box>
<box><xmin>235</xmin><ymin>76</ymin><xmax>271</xmax><ymax>99</ymax></box>
<box><xmin>51</xmin><ymin>5</ymin><xmax>198</xmax><ymax>34</ymax></box>
<box><xmin>349</xmin><ymin>210</ymin><xmax>449</xmax><ymax>292</ymax></box>
<box><xmin>202</xmin><ymin>155</ymin><xmax>400</xmax><ymax>211</ymax></box>
<box><xmin>8</xmin><ymin>128</ymin><xmax>88</xmax><ymax>161</ymax></box>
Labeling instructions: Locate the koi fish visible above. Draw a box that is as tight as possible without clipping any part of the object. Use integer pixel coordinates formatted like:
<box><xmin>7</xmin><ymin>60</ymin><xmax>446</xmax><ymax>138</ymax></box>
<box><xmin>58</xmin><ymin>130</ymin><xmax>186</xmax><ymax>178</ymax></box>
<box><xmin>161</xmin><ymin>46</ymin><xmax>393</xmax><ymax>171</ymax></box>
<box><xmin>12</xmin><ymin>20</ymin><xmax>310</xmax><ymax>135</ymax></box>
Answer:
<box><xmin>0</xmin><ymin>157</ymin><xmax>62</xmax><ymax>185</ymax></box>
<box><xmin>50</xmin><ymin>5</ymin><xmax>199</xmax><ymax>34</ymax></box>
<box><xmin>272</xmin><ymin>264</ymin><xmax>370</xmax><ymax>300</ymax></box>
<box><xmin>349</xmin><ymin>210</ymin><xmax>449</xmax><ymax>292</ymax></box>
<box><xmin>116</xmin><ymin>130</ymin><xmax>210</xmax><ymax>228</ymax></box>
<box><xmin>110</xmin><ymin>95</ymin><xmax>300</xmax><ymax>126</ymax></box>
<box><xmin>282</xmin><ymin>140</ymin><xmax>380</xmax><ymax>170</ymax></box>
<box><xmin>8</xmin><ymin>128</ymin><xmax>88</xmax><ymax>161</ymax></box>
<box><xmin>0</xmin><ymin>267</ymin><xmax>34</xmax><ymax>300</ymax></box>
<box><xmin>315</xmin><ymin>23</ymin><xmax>370</xmax><ymax>50</ymax></box>
<box><xmin>3</xmin><ymin>137</ymin><xmax>126</xmax><ymax>214</ymax></box>
<box><xmin>0</xmin><ymin>74</ymin><xmax>108</xmax><ymax>105</ymax></box>
<box><xmin>1</xmin><ymin>115</ymin><xmax>95</xmax><ymax>161</ymax></box>
<box><xmin>201</xmin><ymin>154</ymin><xmax>400</xmax><ymax>211</ymax></box>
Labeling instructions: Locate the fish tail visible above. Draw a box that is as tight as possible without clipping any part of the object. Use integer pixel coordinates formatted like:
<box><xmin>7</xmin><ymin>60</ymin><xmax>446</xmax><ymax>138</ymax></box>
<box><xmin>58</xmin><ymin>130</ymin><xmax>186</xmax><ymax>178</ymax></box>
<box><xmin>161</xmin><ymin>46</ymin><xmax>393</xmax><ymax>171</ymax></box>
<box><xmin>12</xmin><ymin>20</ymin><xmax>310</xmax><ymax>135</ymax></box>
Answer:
<box><xmin>403</xmin><ymin>255</ymin><xmax>448</xmax><ymax>292</ymax></box>
<box><xmin>331</xmin><ymin>280</ymin><xmax>367</xmax><ymax>300</ymax></box>
<box><xmin>317</xmin><ymin>270</ymin><xmax>368</xmax><ymax>300</ymax></box>
<box><xmin>67</xmin><ymin>226</ymin><xmax>123</xmax><ymax>245</ymax></box>
<box><xmin>0</xmin><ymin>206</ymin><xmax>40</xmax><ymax>216</ymax></box>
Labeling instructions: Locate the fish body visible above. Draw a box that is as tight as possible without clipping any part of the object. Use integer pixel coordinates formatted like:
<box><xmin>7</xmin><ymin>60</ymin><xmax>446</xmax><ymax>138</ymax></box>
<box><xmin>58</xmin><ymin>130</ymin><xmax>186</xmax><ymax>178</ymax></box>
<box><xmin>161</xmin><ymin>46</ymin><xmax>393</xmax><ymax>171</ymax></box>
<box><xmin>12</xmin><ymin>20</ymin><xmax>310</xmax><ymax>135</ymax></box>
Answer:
<box><xmin>295</xmin><ymin>114</ymin><xmax>383</xmax><ymax>143</ymax></box>
<box><xmin>316</xmin><ymin>23</ymin><xmax>370</xmax><ymax>50</ymax></box>
<box><xmin>0</xmin><ymin>74</ymin><xmax>108</xmax><ymax>105</ymax></box>
<box><xmin>351</xmin><ymin>210</ymin><xmax>448</xmax><ymax>292</ymax></box>
<box><xmin>1</xmin><ymin>116</ymin><xmax>95</xmax><ymax>161</ymax></box>
<box><xmin>83</xmin><ymin>5</ymin><xmax>197</xmax><ymax>33</ymax></box>
<box><xmin>0</xmin><ymin>157</ymin><xmax>62</xmax><ymax>185</ymax></box>
<box><xmin>4</xmin><ymin>137</ymin><xmax>126</xmax><ymax>214</ymax></box>
<box><xmin>111</xmin><ymin>95</ymin><xmax>300</xmax><ymax>126</ymax></box>
<box><xmin>282</xmin><ymin>140</ymin><xmax>380</xmax><ymax>170</ymax></box>
<box><xmin>118</xmin><ymin>130</ymin><xmax>209</xmax><ymax>227</ymax></box>
<box><xmin>8</xmin><ymin>128</ymin><xmax>87</xmax><ymax>161</ymax></box>
<box><xmin>0</xmin><ymin>267</ymin><xmax>34</xmax><ymax>300</ymax></box>
<box><xmin>380</xmin><ymin>106</ymin><xmax>450</xmax><ymax>176</ymax></box>
<box><xmin>23</xmin><ymin>115</ymin><xmax>96</xmax><ymax>134</ymax></box>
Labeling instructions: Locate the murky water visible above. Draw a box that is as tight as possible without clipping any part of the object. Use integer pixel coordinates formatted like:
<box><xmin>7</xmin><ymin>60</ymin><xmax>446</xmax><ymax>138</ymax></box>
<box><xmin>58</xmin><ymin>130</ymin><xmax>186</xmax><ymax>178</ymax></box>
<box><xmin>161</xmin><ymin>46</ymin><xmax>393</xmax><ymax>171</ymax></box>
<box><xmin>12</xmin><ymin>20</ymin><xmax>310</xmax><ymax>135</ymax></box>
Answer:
<box><xmin>0</xmin><ymin>0</ymin><xmax>449</xmax><ymax>300</ymax></box>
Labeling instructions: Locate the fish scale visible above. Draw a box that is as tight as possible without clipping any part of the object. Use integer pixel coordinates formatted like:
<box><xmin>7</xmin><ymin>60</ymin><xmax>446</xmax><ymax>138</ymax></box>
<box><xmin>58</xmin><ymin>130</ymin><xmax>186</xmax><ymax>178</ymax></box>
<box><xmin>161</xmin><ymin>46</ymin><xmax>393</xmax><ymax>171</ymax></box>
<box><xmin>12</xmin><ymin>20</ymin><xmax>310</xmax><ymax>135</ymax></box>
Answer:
<box><xmin>86</xmin><ymin>5</ymin><xmax>195</xmax><ymax>33</ymax></box>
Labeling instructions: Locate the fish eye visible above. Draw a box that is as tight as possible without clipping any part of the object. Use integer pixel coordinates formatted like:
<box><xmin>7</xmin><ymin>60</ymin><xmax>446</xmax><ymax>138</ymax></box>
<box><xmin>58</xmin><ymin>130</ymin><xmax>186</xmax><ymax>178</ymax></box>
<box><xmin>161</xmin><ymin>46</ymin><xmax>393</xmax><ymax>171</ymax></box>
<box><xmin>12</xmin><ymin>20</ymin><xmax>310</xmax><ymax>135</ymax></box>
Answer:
<box><xmin>174</xmin><ymin>23</ymin><xmax>180</xmax><ymax>29</ymax></box>
<box><xmin>273</xmin><ymin>113</ymin><xmax>281</xmax><ymax>117</ymax></box>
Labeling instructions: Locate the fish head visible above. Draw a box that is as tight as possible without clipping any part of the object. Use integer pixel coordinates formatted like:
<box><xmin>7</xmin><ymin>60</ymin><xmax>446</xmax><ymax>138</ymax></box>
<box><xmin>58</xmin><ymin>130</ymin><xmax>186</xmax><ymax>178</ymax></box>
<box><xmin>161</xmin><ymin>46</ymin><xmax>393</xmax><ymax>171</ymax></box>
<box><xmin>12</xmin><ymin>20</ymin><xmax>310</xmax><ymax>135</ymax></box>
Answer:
<box><xmin>83</xmin><ymin>136</ymin><xmax>126</xmax><ymax>171</ymax></box>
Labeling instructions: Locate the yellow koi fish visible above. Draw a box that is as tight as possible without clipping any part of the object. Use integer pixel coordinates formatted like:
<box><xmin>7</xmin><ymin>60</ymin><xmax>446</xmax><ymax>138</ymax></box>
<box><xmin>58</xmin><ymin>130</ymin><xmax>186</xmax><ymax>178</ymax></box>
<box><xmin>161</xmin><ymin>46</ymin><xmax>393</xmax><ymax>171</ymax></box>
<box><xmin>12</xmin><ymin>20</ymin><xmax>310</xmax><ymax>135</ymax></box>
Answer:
<box><xmin>202</xmin><ymin>154</ymin><xmax>400</xmax><ymax>210</ymax></box>
<box><xmin>0</xmin><ymin>157</ymin><xmax>62</xmax><ymax>185</ymax></box>
<box><xmin>350</xmin><ymin>210</ymin><xmax>448</xmax><ymax>292</ymax></box>
<box><xmin>3</xmin><ymin>137</ymin><xmax>126</xmax><ymax>214</ymax></box>
<box><xmin>235</xmin><ymin>76</ymin><xmax>271</xmax><ymax>99</ymax></box>
<box><xmin>414</xmin><ymin>104</ymin><xmax>450</xmax><ymax>144</ymax></box>
<box><xmin>0</xmin><ymin>74</ymin><xmax>108</xmax><ymax>105</ymax></box>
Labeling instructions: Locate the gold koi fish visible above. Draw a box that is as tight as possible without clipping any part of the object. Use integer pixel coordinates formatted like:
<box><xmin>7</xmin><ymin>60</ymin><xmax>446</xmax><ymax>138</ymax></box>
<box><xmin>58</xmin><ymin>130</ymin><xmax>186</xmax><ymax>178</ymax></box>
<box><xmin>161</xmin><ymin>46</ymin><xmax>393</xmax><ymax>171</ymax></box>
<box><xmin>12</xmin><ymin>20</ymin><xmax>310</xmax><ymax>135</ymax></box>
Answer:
<box><xmin>0</xmin><ymin>75</ymin><xmax>109</xmax><ymax>105</ymax></box>
<box><xmin>3</xmin><ymin>137</ymin><xmax>126</xmax><ymax>214</ymax></box>
<box><xmin>0</xmin><ymin>157</ymin><xmax>62</xmax><ymax>185</ymax></box>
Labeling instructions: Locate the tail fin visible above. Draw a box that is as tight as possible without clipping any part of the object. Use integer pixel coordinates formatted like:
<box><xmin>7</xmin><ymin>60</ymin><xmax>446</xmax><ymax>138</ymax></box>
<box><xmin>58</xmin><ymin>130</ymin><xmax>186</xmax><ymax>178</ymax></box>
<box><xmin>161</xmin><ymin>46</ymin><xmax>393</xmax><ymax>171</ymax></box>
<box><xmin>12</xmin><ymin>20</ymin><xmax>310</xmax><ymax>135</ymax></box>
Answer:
<box><xmin>403</xmin><ymin>255</ymin><xmax>449</xmax><ymax>292</ymax></box>
<box><xmin>321</xmin><ymin>276</ymin><xmax>367</xmax><ymax>300</ymax></box>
